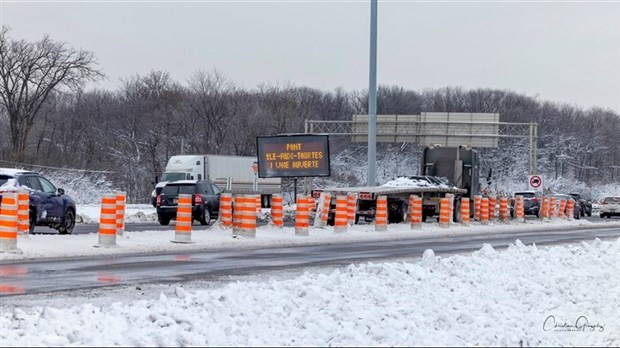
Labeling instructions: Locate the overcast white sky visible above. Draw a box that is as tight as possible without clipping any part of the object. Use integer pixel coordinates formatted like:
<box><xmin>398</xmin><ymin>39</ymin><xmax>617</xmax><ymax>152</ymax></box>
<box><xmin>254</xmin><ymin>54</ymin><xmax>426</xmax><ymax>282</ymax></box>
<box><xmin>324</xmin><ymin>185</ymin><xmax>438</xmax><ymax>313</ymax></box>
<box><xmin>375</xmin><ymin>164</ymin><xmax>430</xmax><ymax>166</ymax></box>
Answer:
<box><xmin>1</xmin><ymin>0</ymin><xmax>619</xmax><ymax>113</ymax></box>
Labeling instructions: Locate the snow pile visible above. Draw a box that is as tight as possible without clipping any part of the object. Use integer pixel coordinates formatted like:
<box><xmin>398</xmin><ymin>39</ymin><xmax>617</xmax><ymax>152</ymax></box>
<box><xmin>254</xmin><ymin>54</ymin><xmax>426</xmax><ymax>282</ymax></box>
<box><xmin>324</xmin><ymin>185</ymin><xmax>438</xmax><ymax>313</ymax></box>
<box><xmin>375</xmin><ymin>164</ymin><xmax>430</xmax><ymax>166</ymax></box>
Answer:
<box><xmin>75</xmin><ymin>204</ymin><xmax>158</xmax><ymax>224</ymax></box>
<box><xmin>1</xmin><ymin>239</ymin><xmax>618</xmax><ymax>346</ymax></box>
<box><xmin>381</xmin><ymin>176</ymin><xmax>455</xmax><ymax>189</ymax></box>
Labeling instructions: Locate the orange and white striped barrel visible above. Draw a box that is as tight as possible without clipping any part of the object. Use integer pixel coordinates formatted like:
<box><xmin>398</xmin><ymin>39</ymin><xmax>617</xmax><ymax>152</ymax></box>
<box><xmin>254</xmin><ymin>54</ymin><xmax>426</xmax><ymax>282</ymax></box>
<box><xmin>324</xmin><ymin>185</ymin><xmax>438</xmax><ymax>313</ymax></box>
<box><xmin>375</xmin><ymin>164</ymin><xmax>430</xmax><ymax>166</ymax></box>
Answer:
<box><xmin>567</xmin><ymin>199</ymin><xmax>575</xmax><ymax>221</ymax></box>
<box><xmin>317</xmin><ymin>193</ymin><xmax>331</xmax><ymax>227</ymax></box>
<box><xmin>295</xmin><ymin>195</ymin><xmax>310</xmax><ymax>236</ymax></box>
<box><xmin>270</xmin><ymin>194</ymin><xmax>283</xmax><ymax>228</ymax></box>
<box><xmin>460</xmin><ymin>197</ymin><xmax>470</xmax><ymax>225</ymax></box>
<box><xmin>96</xmin><ymin>194</ymin><xmax>118</xmax><ymax>248</ymax></box>
<box><xmin>439</xmin><ymin>198</ymin><xmax>451</xmax><ymax>228</ymax></box>
<box><xmin>17</xmin><ymin>191</ymin><xmax>29</xmax><ymax>235</ymax></box>
<box><xmin>499</xmin><ymin>197</ymin><xmax>509</xmax><ymax>222</ymax></box>
<box><xmin>540</xmin><ymin>196</ymin><xmax>548</xmax><ymax>220</ymax></box>
<box><xmin>255</xmin><ymin>194</ymin><xmax>261</xmax><ymax>215</ymax></box>
<box><xmin>474</xmin><ymin>195</ymin><xmax>482</xmax><ymax>221</ymax></box>
<box><xmin>0</xmin><ymin>192</ymin><xmax>19</xmax><ymax>253</ymax></box>
<box><xmin>409</xmin><ymin>195</ymin><xmax>423</xmax><ymax>229</ymax></box>
<box><xmin>488</xmin><ymin>196</ymin><xmax>496</xmax><ymax>221</ymax></box>
<box><xmin>334</xmin><ymin>195</ymin><xmax>348</xmax><ymax>233</ymax></box>
<box><xmin>515</xmin><ymin>195</ymin><xmax>525</xmax><ymax>222</ymax></box>
<box><xmin>446</xmin><ymin>193</ymin><xmax>455</xmax><ymax>224</ymax></box>
<box><xmin>172</xmin><ymin>194</ymin><xmax>194</xmax><ymax>243</ymax></box>
<box><xmin>375</xmin><ymin>195</ymin><xmax>388</xmax><ymax>231</ymax></box>
<box><xmin>480</xmin><ymin>197</ymin><xmax>489</xmax><ymax>225</ymax></box>
<box><xmin>549</xmin><ymin>197</ymin><xmax>557</xmax><ymax>219</ymax></box>
<box><xmin>308</xmin><ymin>196</ymin><xmax>315</xmax><ymax>212</ymax></box>
<box><xmin>115</xmin><ymin>191</ymin><xmax>126</xmax><ymax>236</ymax></box>
<box><xmin>346</xmin><ymin>193</ymin><xmax>358</xmax><ymax>226</ymax></box>
<box><xmin>232</xmin><ymin>195</ymin><xmax>256</xmax><ymax>238</ymax></box>
<box><xmin>219</xmin><ymin>193</ymin><xmax>233</xmax><ymax>228</ymax></box>
<box><xmin>558</xmin><ymin>199</ymin><xmax>567</xmax><ymax>219</ymax></box>
<box><xmin>232</xmin><ymin>195</ymin><xmax>240</xmax><ymax>231</ymax></box>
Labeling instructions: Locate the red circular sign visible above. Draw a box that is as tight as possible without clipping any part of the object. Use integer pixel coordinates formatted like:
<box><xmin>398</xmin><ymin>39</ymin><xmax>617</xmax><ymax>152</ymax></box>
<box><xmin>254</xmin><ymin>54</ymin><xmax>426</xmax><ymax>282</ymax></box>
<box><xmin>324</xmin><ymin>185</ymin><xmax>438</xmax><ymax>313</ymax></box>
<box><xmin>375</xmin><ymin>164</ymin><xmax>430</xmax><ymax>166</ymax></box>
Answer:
<box><xmin>529</xmin><ymin>175</ymin><xmax>542</xmax><ymax>188</ymax></box>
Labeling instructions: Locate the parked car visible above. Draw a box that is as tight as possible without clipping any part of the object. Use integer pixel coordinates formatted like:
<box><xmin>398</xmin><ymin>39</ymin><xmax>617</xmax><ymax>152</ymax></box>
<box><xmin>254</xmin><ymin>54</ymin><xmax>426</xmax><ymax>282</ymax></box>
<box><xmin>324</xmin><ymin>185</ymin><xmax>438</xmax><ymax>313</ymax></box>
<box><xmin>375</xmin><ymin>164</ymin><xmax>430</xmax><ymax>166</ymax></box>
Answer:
<box><xmin>600</xmin><ymin>196</ymin><xmax>620</xmax><ymax>218</ymax></box>
<box><xmin>156</xmin><ymin>180</ymin><xmax>221</xmax><ymax>226</ymax></box>
<box><xmin>510</xmin><ymin>191</ymin><xmax>542</xmax><ymax>217</ymax></box>
<box><xmin>568</xmin><ymin>193</ymin><xmax>592</xmax><ymax>217</ymax></box>
<box><xmin>546</xmin><ymin>193</ymin><xmax>580</xmax><ymax>220</ymax></box>
<box><xmin>0</xmin><ymin>168</ymin><xmax>76</xmax><ymax>234</ymax></box>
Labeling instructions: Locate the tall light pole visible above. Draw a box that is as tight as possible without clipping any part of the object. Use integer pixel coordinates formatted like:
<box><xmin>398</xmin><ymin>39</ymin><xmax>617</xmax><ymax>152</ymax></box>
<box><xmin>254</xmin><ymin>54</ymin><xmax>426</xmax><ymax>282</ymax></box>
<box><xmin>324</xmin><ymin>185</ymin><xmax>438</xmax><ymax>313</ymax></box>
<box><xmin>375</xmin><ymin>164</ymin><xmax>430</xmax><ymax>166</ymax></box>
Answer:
<box><xmin>368</xmin><ymin>0</ymin><xmax>378</xmax><ymax>186</ymax></box>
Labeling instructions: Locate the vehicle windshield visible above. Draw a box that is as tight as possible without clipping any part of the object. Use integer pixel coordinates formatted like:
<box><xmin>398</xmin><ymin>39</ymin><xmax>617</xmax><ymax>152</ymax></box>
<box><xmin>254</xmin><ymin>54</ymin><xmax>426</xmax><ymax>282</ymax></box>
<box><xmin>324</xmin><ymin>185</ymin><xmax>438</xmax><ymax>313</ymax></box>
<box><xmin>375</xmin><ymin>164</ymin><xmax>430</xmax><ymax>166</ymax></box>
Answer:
<box><xmin>0</xmin><ymin>175</ymin><xmax>11</xmax><ymax>187</ymax></box>
<box><xmin>569</xmin><ymin>194</ymin><xmax>580</xmax><ymax>199</ymax></box>
<box><xmin>161</xmin><ymin>172</ymin><xmax>187</xmax><ymax>181</ymax></box>
<box><xmin>603</xmin><ymin>197</ymin><xmax>620</xmax><ymax>204</ymax></box>
<box><xmin>162</xmin><ymin>184</ymin><xmax>196</xmax><ymax>195</ymax></box>
<box><xmin>515</xmin><ymin>192</ymin><xmax>536</xmax><ymax>198</ymax></box>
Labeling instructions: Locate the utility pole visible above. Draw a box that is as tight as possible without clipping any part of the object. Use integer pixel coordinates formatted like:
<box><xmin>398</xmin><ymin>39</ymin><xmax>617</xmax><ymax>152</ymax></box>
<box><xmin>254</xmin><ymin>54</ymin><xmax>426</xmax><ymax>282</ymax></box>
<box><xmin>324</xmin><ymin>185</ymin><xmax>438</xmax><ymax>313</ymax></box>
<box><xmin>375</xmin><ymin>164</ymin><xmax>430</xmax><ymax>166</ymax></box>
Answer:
<box><xmin>368</xmin><ymin>0</ymin><xmax>378</xmax><ymax>186</ymax></box>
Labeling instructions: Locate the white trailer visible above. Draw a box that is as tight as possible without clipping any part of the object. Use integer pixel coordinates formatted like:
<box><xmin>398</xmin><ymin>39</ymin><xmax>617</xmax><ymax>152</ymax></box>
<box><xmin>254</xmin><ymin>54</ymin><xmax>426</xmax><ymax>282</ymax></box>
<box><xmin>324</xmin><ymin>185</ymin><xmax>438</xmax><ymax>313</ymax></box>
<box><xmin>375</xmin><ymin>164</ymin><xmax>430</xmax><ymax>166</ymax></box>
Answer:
<box><xmin>151</xmin><ymin>155</ymin><xmax>281</xmax><ymax>206</ymax></box>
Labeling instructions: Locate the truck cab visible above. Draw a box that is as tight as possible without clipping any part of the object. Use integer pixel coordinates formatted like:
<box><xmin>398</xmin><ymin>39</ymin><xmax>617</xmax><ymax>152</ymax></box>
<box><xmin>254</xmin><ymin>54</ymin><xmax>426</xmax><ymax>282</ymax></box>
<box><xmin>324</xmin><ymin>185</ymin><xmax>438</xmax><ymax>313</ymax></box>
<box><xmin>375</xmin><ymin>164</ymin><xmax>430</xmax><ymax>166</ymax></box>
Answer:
<box><xmin>421</xmin><ymin>146</ymin><xmax>480</xmax><ymax>201</ymax></box>
<box><xmin>151</xmin><ymin>155</ymin><xmax>206</xmax><ymax>206</ymax></box>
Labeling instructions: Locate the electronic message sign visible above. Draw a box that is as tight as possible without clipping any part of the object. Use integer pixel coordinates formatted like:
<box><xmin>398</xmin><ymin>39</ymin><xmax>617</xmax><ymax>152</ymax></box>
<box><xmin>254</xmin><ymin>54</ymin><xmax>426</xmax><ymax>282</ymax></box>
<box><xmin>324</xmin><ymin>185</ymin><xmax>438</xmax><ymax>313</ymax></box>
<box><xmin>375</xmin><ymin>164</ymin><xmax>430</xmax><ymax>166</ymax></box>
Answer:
<box><xmin>256</xmin><ymin>134</ymin><xmax>330</xmax><ymax>178</ymax></box>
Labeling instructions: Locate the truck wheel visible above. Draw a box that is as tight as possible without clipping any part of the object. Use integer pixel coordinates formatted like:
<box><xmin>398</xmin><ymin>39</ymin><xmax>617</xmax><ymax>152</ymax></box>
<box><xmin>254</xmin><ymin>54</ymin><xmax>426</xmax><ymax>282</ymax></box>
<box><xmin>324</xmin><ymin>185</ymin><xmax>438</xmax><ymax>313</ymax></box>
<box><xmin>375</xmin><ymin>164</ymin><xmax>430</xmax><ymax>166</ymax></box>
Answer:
<box><xmin>388</xmin><ymin>202</ymin><xmax>407</xmax><ymax>223</ymax></box>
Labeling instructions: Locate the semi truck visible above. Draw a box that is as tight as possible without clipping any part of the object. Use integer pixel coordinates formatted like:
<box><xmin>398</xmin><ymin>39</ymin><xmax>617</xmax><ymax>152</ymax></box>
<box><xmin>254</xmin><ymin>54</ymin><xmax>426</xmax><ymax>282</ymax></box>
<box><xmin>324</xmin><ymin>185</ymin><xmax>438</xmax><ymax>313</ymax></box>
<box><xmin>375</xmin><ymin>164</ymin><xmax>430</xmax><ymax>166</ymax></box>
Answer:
<box><xmin>150</xmin><ymin>155</ymin><xmax>282</xmax><ymax>207</ymax></box>
<box><xmin>312</xmin><ymin>145</ymin><xmax>480</xmax><ymax>223</ymax></box>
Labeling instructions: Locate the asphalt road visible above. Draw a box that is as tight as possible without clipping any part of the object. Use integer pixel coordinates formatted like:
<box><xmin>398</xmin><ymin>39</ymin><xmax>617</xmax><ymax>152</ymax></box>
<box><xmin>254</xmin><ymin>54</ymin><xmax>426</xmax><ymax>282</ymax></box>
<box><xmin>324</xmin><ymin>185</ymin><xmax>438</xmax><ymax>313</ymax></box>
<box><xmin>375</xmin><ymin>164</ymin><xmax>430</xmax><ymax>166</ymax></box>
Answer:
<box><xmin>30</xmin><ymin>214</ymin><xmax>618</xmax><ymax>235</ymax></box>
<box><xmin>1</xmin><ymin>224</ymin><xmax>618</xmax><ymax>297</ymax></box>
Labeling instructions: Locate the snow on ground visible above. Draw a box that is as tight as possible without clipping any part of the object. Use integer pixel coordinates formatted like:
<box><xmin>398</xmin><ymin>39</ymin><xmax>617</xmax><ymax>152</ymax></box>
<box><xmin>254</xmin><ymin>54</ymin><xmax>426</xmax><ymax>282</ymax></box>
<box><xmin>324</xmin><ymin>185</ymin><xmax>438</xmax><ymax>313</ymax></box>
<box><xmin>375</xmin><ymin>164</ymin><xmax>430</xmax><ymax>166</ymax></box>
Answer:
<box><xmin>1</xmin><ymin>238</ymin><xmax>618</xmax><ymax>346</ymax></box>
<box><xmin>2</xmin><ymin>203</ymin><xmax>619</xmax><ymax>261</ymax></box>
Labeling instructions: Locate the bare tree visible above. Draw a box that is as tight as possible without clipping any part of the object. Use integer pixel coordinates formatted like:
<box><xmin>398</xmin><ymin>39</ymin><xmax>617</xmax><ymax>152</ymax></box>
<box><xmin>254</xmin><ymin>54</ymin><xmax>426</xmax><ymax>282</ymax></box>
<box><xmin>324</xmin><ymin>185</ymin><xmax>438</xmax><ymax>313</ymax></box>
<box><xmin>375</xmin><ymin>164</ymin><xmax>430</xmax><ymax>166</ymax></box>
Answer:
<box><xmin>0</xmin><ymin>27</ymin><xmax>104</xmax><ymax>161</ymax></box>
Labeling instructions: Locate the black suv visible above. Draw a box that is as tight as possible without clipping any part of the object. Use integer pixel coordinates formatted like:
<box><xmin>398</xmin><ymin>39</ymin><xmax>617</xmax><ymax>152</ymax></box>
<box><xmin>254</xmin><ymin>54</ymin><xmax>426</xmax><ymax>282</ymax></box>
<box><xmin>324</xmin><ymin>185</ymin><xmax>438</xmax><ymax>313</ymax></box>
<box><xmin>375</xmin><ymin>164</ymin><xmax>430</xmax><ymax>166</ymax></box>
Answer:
<box><xmin>568</xmin><ymin>193</ymin><xmax>592</xmax><ymax>217</ymax></box>
<box><xmin>156</xmin><ymin>180</ymin><xmax>221</xmax><ymax>226</ymax></box>
<box><xmin>0</xmin><ymin>168</ymin><xmax>77</xmax><ymax>234</ymax></box>
<box><xmin>510</xmin><ymin>191</ymin><xmax>542</xmax><ymax>217</ymax></box>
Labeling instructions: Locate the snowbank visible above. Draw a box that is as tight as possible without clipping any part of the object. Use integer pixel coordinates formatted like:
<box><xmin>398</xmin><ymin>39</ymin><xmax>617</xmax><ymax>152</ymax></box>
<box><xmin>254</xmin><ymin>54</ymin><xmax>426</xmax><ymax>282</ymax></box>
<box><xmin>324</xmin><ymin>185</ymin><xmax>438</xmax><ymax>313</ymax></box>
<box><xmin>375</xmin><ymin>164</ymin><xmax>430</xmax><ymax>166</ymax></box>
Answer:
<box><xmin>1</xmin><ymin>238</ymin><xmax>617</xmax><ymax>346</ymax></box>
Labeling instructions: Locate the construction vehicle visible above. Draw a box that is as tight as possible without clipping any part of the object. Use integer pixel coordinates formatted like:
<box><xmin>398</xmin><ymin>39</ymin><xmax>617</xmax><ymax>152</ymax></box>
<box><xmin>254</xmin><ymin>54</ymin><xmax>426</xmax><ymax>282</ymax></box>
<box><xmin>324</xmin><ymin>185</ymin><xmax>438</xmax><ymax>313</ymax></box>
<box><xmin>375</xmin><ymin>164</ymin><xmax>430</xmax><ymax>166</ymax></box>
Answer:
<box><xmin>312</xmin><ymin>145</ymin><xmax>480</xmax><ymax>223</ymax></box>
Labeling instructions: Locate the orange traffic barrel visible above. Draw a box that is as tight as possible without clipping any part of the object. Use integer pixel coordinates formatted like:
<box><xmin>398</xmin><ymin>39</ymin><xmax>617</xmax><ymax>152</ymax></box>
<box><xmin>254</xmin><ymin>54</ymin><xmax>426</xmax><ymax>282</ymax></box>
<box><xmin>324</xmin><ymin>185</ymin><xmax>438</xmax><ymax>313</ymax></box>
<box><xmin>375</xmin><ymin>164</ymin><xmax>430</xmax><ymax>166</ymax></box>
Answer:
<box><xmin>474</xmin><ymin>195</ymin><xmax>482</xmax><ymax>221</ymax></box>
<box><xmin>409</xmin><ymin>195</ymin><xmax>423</xmax><ymax>229</ymax></box>
<box><xmin>115</xmin><ymin>191</ymin><xmax>126</xmax><ymax>236</ymax></box>
<box><xmin>375</xmin><ymin>195</ymin><xmax>387</xmax><ymax>231</ymax></box>
<box><xmin>219</xmin><ymin>193</ymin><xmax>233</xmax><ymax>228</ymax></box>
<box><xmin>439</xmin><ymin>198</ymin><xmax>451</xmax><ymax>228</ymax></box>
<box><xmin>334</xmin><ymin>195</ymin><xmax>348</xmax><ymax>233</ymax></box>
<box><xmin>460</xmin><ymin>197</ymin><xmax>470</xmax><ymax>225</ymax></box>
<box><xmin>95</xmin><ymin>194</ymin><xmax>118</xmax><ymax>248</ymax></box>
<box><xmin>0</xmin><ymin>192</ymin><xmax>20</xmax><ymax>253</ymax></box>
<box><xmin>172</xmin><ymin>194</ymin><xmax>194</xmax><ymax>243</ymax></box>
<box><xmin>499</xmin><ymin>197</ymin><xmax>509</xmax><ymax>222</ymax></box>
<box><xmin>480</xmin><ymin>197</ymin><xmax>489</xmax><ymax>225</ymax></box>
<box><xmin>346</xmin><ymin>193</ymin><xmax>358</xmax><ymax>226</ymax></box>
<box><xmin>295</xmin><ymin>195</ymin><xmax>310</xmax><ymax>236</ymax></box>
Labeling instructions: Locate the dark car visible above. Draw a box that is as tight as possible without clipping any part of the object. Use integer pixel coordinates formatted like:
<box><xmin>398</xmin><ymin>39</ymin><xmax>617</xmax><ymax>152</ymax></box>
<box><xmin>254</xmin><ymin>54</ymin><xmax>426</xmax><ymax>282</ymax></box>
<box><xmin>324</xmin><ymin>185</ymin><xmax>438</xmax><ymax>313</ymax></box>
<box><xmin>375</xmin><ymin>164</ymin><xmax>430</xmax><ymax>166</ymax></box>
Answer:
<box><xmin>511</xmin><ymin>191</ymin><xmax>542</xmax><ymax>217</ymax></box>
<box><xmin>547</xmin><ymin>193</ymin><xmax>580</xmax><ymax>220</ymax></box>
<box><xmin>0</xmin><ymin>168</ymin><xmax>77</xmax><ymax>234</ymax></box>
<box><xmin>156</xmin><ymin>180</ymin><xmax>221</xmax><ymax>226</ymax></box>
<box><xmin>568</xmin><ymin>193</ymin><xmax>592</xmax><ymax>217</ymax></box>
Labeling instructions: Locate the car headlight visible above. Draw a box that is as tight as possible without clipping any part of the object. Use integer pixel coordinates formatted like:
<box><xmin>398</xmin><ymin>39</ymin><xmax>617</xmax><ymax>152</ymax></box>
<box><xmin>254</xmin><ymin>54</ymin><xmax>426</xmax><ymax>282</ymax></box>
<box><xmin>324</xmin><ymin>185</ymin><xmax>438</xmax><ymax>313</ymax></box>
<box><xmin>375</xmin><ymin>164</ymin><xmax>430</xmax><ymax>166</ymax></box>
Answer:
<box><xmin>151</xmin><ymin>189</ymin><xmax>156</xmax><ymax>198</ymax></box>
